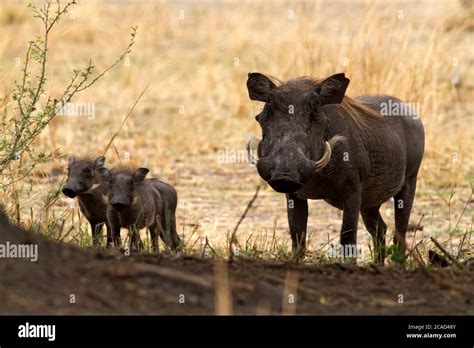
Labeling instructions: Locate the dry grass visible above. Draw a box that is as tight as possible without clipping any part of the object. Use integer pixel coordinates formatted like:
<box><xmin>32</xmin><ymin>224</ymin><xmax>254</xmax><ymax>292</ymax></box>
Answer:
<box><xmin>0</xmin><ymin>0</ymin><xmax>472</xmax><ymax>264</ymax></box>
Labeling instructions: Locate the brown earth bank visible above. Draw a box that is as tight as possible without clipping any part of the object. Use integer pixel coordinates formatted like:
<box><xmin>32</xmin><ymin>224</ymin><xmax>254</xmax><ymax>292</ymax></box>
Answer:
<box><xmin>0</xmin><ymin>212</ymin><xmax>472</xmax><ymax>315</ymax></box>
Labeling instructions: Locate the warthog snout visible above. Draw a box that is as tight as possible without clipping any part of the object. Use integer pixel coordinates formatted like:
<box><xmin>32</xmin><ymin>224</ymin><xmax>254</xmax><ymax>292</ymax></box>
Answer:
<box><xmin>257</xmin><ymin>154</ymin><xmax>316</xmax><ymax>193</ymax></box>
<box><xmin>111</xmin><ymin>201</ymin><xmax>128</xmax><ymax>212</ymax></box>
<box><xmin>62</xmin><ymin>186</ymin><xmax>78</xmax><ymax>198</ymax></box>
<box><xmin>267</xmin><ymin>174</ymin><xmax>303</xmax><ymax>193</ymax></box>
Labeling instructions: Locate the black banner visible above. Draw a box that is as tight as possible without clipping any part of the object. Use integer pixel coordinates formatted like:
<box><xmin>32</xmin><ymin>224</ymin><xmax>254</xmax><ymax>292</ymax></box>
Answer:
<box><xmin>0</xmin><ymin>315</ymin><xmax>472</xmax><ymax>346</ymax></box>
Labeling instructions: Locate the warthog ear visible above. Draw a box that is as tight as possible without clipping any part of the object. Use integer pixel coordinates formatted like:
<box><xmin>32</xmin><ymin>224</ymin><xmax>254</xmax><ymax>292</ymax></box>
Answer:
<box><xmin>133</xmin><ymin>168</ymin><xmax>149</xmax><ymax>183</ymax></box>
<box><xmin>93</xmin><ymin>156</ymin><xmax>106</xmax><ymax>169</ymax></box>
<box><xmin>247</xmin><ymin>73</ymin><xmax>276</xmax><ymax>102</ymax></box>
<box><xmin>96</xmin><ymin>167</ymin><xmax>111</xmax><ymax>181</ymax></box>
<box><xmin>319</xmin><ymin>73</ymin><xmax>350</xmax><ymax>105</ymax></box>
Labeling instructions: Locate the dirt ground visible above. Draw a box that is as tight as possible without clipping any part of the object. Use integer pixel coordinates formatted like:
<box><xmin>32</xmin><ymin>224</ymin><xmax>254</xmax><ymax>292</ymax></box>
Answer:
<box><xmin>1</xmin><ymin>212</ymin><xmax>473</xmax><ymax>315</ymax></box>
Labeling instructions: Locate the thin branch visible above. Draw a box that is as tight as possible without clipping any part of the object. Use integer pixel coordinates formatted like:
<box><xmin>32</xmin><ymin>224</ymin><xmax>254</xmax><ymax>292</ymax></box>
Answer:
<box><xmin>16</xmin><ymin>42</ymin><xmax>34</xmax><ymax>115</ymax></box>
<box><xmin>76</xmin><ymin>26</ymin><xmax>137</xmax><ymax>92</ymax></box>
<box><xmin>102</xmin><ymin>84</ymin><xmax>149</xmax><ymax>155</ymax></box>
<box><xmin>1</xmin><ymin>1</ymin><xmax>137</xmax><ymax>173</ymax></box>
<box><xmin>430</xmin><ymin>237</ymin><xmax>463</xmax><ymax>269</ymax></box>
<box><xmin>229</xmin><ymin>185</ymin><xmax>260</xmax><ymax>261</ymax></box>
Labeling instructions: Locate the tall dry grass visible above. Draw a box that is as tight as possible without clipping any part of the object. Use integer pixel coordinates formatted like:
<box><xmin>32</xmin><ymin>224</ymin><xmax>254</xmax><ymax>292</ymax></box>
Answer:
<box><xmin>0</xmin><ymin>0</ymin><xmax>472</xmax><ymax>262</ymax></box>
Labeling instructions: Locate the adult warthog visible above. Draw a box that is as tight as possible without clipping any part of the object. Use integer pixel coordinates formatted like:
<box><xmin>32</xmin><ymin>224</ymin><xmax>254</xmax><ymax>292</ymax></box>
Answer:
<box><xmin>246</xmin><ymin>72</ymin><xmax>424</xmax><ymax>264</ymax></box>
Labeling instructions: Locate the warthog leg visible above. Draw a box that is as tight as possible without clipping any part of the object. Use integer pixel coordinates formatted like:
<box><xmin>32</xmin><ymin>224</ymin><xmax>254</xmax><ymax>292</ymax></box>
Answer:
<box><xmin>129</xmin><ymin>226</ymin><xmax>144</xmax><ymax>251</ymax></box>
<box><xmin>286</xmin><ymin>193</ymin><xmax>308</xmax><ymax>259</ymax></box>
<box><xmin>393</xmin><ymin>174</ymin><xmax>418</xmax><ymax>262</ymax></box>
<box><xmin>340</xmin><ymin>185</ymin><xmax>361</xmax><ymax>258</ymax></box>
<box><xmin>90</xmin><ymin>221</ymin><xmax>103</xmax><ymax>247</ymax></box>
<box><xmin>149</xmin><ymin>220</ymin><xmax>160</xmax><ymax>253</ymax></box>
<box><xmin>104</xmin><ymin>223</ymin><xmax>114</xmax><ymax>247</ymax></box>
<box><xmin>361</xmin><ymin>206</ymin><xmax>387</xmax><ymax>265</ymax></box>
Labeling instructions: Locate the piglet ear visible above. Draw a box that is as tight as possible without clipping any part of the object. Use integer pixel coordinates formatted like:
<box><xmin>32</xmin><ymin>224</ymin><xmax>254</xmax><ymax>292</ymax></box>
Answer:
<box><xmin>247</xmin><ymin>73</ymin><xmax>277</xmax><ymax>102</ymax></box>
<box><xmin>96</xmin><ymin>167</ymin><xmax>111</xmax><ymax>181</ymax></box>
<box><xmin>318</xmin><ymin>73</ymin><xmax>350</xmax><ymax>105</ymax></box>
<box><xmin>132</xmin><ymin>168</ymin><xmax>149</xmax><ymax>183</ymax></box>
<box><xmin>93</xmin><ymin>156</ymin><xmax>106</xmax><ymax>169</ymax></box>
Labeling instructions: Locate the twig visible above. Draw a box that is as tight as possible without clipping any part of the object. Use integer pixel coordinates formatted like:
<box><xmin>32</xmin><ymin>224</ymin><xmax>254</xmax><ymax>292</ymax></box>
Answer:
<box><xmin>407</xmin><ymin>241</ymin><xmax>473</xmax><ymax>296</ymax></box>
<box><xmin>76</xmin><ymin>26</ymin><xmax>137</xmax><ymax>92</ymax></box>
<box><xmin>454</xmin><ymin>186</ymin><xmax>472</xmax><ymax>260</ymax></box>
<box><xmin>103</xmin><ymin>84</ymin><xmax>149</xmax><ymax>155</ymax></box>
<box><xmin>415</xmin><ymin>243</ymin><xmax>426</xmax><ymax>268</ymax></box>
<box><xmin>228</xmin><ymin>185</ymin><xmax>260</xmax><ymax>261</ymax></box>
<box><xmin>202</xmin><ymin>236</ymin><xmax>217</xmax><ymax>257</ymax></box>
<box><xmin>407</xmin><ymin>240</ymin><xmax>425</xmax><ymax>267</ymax></box>
<box><xmin>430</xmin><ymin>237</ymin><xmax>463</xmax><ymax>269</ymax></box>
<box><xmin>410</xmin><ymin>214</ymin><xmax>425</xmax><ymax>251</ymax></box>
<box><xmin>406</xmin><ymin>215</ymin><xmax>425</xmax><ymax>265</ymax></box>
<box><xmin>457</xmin><ymin>227</ymin><xmax>471</xmax><ymax>261</ymax></box>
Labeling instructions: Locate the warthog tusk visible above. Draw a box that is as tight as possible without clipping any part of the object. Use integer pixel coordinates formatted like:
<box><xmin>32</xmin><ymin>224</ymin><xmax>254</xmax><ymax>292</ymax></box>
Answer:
<box><xmin>84</xmin><ymin>183</ymin><xmax>100</xmax><ymax>193</ymax></box>
<box><xmin>246</xmin><ymin>135</ymin><xmax>260</xmax><ymax>166</ymax></box>
<box><xmin>314</xmin><ymin>135</ymin><xmax>345</xmax><ymax>172</ymax></box>
<box><xmin>315</xmin><ymin>141</ymin><xmax>332</xmax><ymax>172</ymax></box>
